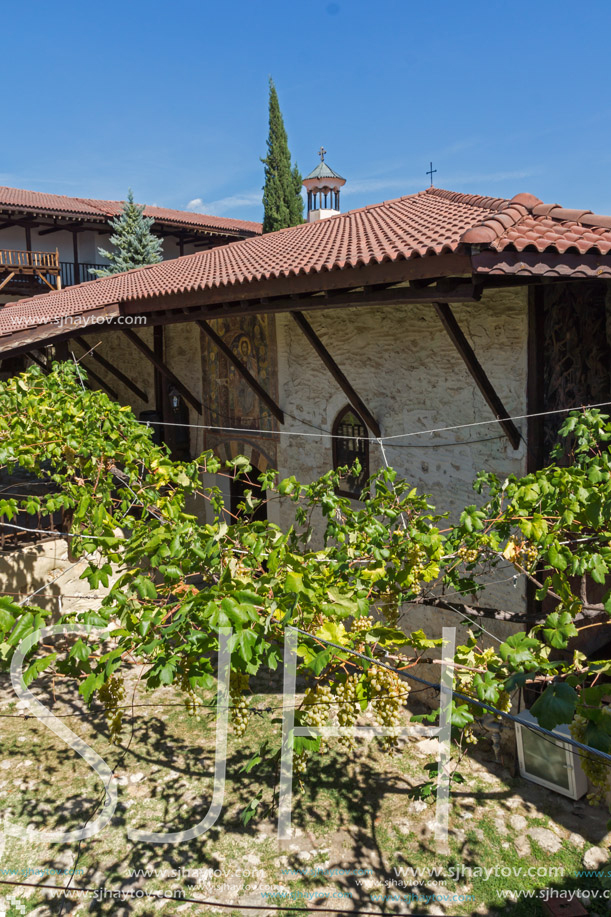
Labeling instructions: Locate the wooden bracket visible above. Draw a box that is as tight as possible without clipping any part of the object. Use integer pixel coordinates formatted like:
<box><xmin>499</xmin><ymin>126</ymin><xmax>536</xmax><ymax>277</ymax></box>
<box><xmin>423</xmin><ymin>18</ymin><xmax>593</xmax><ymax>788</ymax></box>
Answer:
<box><xmin>27</xmin><ymin>351</ymin><xmax>50</xmax><ymax>374</ymax></box>
<box><xmin>197</xmin><ymin>320</ymin><xmax>284</xmax><ymax>424</ymax></box>
<box><xmin>74</xmin><ymin>336</ymin><xmax>149</xmax><ymax>403</ymax></box>
<box><xmin>33</xmin><ymin>269</ymin><xmax>56</xmax><ymax>292</ymax></box>
<box><xmin>433</xmin><ymin>302</ymin><xmax>521</xmax><ymax>450</ymax></box>
<box><xmin>121</xmin><ymin>328</ymin><xmax>202</xmax><ymax>414</ymax></box>
<box><xmin>291</xmin><ymin>311</ymin><xmax>381</xmax><ymax>438</ymax></box>
<box><xmin>67</xmin><ymin>346</ymin><xmax>118</xmax><ymax>400</ymax></box>
<box><xmin>0</xmin><ymin>272</ymin><xmax>15</xmax><ymax>292</ymax></box>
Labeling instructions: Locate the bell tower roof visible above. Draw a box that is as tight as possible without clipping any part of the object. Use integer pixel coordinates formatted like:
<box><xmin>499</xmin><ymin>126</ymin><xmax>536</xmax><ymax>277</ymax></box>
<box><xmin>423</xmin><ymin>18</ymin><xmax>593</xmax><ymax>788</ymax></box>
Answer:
<box><xmin>302</xmin><ymin>148</ymin><xmax>346</xmax><ymax>222</ymax></box>
<box><xmin>303</xmin><ymin>160</ymin><xmax>346</xmax><ymax>183</ymax></box>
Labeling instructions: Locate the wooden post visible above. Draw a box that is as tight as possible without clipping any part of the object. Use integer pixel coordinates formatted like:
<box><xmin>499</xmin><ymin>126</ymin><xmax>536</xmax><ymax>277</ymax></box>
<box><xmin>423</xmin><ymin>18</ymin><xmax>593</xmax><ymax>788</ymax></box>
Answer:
<box><xmin>433</xmin><ymin>302</ymin><xmax>521</xmax><ymax>450</ymax></box>
<box><xmin>153</xmin><ymin>326</ymin><xmax>164</xmax><ymax>416</ymax></box>
<box><xmin>291</xmin><ymin>311</ymin><xmax>381</xmax><ymax>438</ymax></box>
<box><xmin>527</xmin><ymin>286</ymin><xmax>545</xmax><ymax>472</ymax></box>
<box><xmin>72</xmin><ymin>231</ymin><xmax>80</xmax><ymax>284</ymax></box>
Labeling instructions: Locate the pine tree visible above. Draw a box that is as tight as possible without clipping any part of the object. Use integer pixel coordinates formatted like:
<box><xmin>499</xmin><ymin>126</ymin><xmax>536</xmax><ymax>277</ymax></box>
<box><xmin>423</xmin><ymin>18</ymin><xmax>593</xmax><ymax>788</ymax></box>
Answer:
<box><xmin>261</xmin><ymin>79</ymin><xmax>304</xmax><ymax>233</ymax></box>
<box><xmin>92</xmin><ymin>190</ymin><xmax>163</xmax><ymax>277</ymax></box>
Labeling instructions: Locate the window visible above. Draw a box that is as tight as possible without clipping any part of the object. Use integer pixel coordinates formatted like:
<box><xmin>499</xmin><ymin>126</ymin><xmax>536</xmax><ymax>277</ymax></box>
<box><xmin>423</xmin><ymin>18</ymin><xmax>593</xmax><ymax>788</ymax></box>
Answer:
<box><xmin>332</xmin><ymin>406</ymin><xmax>369</xmax><ymax>498</ymax></box>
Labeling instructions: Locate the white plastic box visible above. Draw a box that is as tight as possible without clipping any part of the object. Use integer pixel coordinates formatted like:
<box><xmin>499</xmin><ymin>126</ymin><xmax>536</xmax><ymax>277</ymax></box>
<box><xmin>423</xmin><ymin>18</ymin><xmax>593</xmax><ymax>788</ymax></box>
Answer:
<box><xmin>514</xmin><ymin>709</ymin><xmax>588</xmax><ymax>800</ymax></box>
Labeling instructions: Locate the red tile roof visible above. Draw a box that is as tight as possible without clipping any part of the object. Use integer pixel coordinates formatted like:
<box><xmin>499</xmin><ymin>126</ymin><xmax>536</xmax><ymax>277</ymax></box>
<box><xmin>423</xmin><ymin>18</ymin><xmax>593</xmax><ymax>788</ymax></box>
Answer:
<box><xmin>2</xmin><ymin>187</ymin><xmax>611</xmax><ymax>347</ymax></box>
<box><xmin>0</xmin><ymin>186</ymin><xmax>261</xmax><ymax>236</ymax></box>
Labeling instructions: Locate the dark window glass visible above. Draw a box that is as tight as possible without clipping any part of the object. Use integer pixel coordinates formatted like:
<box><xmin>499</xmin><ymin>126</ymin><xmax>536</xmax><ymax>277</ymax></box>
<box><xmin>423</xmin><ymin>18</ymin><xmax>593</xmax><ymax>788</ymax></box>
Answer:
<box><xmin>230</xmin><ymin>465</ymin><xmax>267</xmax><ymax>521</ymax></box>
<box><xmin>332</xmin><ymin>407</ymin><xmax>369</xmax><ymax>498</ymax></box>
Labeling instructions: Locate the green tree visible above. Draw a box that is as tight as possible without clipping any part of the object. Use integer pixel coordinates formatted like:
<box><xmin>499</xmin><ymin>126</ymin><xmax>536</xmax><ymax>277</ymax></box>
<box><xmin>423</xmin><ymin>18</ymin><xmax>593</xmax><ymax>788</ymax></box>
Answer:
<box><xmin>261</xmin><ymin>79</ymin><xmax>304</xmax><ymax>233</ymax></box>
<box><xmin>92</xmin><ymin>190</ymin><xmax>163</xmax><ymax>277</ymax></box>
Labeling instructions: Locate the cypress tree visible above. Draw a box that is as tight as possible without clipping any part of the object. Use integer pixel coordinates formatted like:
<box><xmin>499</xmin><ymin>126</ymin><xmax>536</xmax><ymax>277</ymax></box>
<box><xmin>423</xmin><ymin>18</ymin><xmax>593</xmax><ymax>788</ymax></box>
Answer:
<box><xmin>92</xmin><ymin>190</ymin><xmax>163</xmax><ymax>277</ymax></box>
<box><xmin>261</xmin><ymin>79</ymin><xmax>304</xmax><ymax>233</ymax></box>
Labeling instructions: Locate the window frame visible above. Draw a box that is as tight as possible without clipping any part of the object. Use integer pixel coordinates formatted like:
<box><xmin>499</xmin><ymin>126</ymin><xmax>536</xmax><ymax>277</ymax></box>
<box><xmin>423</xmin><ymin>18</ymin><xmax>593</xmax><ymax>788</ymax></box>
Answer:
<box><xmin>332</xmin><ymin>405</ymin><xmax>370</xmax><ymax>500</ymax></box>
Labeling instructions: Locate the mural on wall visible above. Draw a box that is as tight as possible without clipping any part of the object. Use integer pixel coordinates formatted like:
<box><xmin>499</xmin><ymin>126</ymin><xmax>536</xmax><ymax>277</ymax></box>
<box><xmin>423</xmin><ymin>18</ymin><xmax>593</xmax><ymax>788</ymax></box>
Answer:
<box><xmin>200</xmin><ymin>314</ymin><xmax>278</xmax><ymax>469</ymax></box>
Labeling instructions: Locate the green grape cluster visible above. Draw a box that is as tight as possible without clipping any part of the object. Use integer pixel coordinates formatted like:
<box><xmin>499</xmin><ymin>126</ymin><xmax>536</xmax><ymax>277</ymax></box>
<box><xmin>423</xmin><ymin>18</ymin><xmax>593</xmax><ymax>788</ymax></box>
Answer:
<box><xmin>99</xmin><ymin>675</ymin><xmax>125</xmax><ymax>744</ymax></box>
<box><xmin>230</xmin><ymin>672</ymin><xmax>250</xmax><ymax>738</ymax></box>
<box><xmin>352</xmin><ymin>615</ymin><xmax>375</xmax><ymax>634</ymax></box>
<box><xmin>293</xmin><ymin>751</ymin><xmax>308</xmax><ymax>776</ymax></box>
<box><xmin>521</xmin><ymin>543</ymin><xmax>539</xmax><ymax>567</ymax></box>
<box><xmin>401</xmin><ymin>543</ymin><xmax>432</xmax><ymax>592</ymax></box>
<box><xmin>302</xmin><ymin>684</ymin><xmax>333</xmax><ymax>748</ymax></box>
<box><xmin>570</xmin><ymin>714</ymin><xmax>609</xmax><ymax>805</ymax></box>
<box><xmin>178</xmin><ymin>671</ymin><xmax>201</xmax><ymax>720</ymax></box>
<box><xmin>334</xmin><ymin>674</ymin><xmax>362</xmax><ymax>751</ymax></box>
<box><xmin>497</xmin><ymin>690</ymin><xmax>511</xmax><ymax>713</ymax></box>
<box><xmin>457</xmin><ymin>546</ymin><xmax>479</xmax><ymax>564</ymax></box>
<box><xmin>367</xmin><ymin>665</ymin><xmax>408</xmax><ymax>752</ymax></box>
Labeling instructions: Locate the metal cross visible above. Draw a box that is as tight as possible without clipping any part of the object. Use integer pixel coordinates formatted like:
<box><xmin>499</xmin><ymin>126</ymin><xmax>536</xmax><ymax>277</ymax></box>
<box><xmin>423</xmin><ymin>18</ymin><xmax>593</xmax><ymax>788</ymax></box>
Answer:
<box><xmin>426</xmin><ymin>161</ymin><xmax>437</xmax><ymax>187</ymax></box>
<box><xmin>318</xmin><ymin>146</ymin><xmax>327</xmax><ymax>162</ymax></box>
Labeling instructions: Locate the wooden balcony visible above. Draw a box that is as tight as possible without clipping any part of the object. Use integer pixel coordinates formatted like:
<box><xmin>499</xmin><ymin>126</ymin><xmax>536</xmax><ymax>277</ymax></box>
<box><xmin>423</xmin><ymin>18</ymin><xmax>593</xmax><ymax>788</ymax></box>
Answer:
<box><xmin>0</xmin><ymin>248</ymin><xmax>61</xmax><ymax>293</ymax></box>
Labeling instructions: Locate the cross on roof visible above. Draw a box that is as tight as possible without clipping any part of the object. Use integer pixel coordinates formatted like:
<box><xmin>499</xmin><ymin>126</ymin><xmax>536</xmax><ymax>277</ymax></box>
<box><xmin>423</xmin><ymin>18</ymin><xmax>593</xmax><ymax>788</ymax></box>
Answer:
<box><xmin>318</xmin><ymin>146</ymin><xmax>327</xmax><ymax>162</ymax></box>
<box><xmin>426</xmin><ymin>161</ymin><xmax>437</xmax><ymax>187</ymax></box>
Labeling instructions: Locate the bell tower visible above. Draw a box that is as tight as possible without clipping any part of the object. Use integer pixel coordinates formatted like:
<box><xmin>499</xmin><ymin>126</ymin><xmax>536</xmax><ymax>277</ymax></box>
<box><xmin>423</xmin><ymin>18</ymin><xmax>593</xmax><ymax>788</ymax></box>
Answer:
<box><xmin>302</xmin><ymin>147</ymin><xmax>346</xmax><ymax>222</ymax></box>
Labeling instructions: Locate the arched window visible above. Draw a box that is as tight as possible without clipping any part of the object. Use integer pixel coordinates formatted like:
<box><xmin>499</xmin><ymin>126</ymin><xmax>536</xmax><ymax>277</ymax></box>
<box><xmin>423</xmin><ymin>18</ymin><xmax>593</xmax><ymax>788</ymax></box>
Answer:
<box><xmin>332</xmin><ymin>406</ymin><xmax>369</xmax><ymax>498</ymax></box>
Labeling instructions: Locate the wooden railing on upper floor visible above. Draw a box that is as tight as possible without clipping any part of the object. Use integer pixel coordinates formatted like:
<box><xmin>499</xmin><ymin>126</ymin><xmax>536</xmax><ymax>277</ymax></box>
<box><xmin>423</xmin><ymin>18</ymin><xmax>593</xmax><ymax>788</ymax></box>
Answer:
<box><xmin>0</xmin><ymin>248</ymin><xmax>60</xmax><ymax>272</ymax></box>
<box><xmin>0</xmin><ymin>248</ymin><xmax>61</xmax><ymax>292</ymax></box>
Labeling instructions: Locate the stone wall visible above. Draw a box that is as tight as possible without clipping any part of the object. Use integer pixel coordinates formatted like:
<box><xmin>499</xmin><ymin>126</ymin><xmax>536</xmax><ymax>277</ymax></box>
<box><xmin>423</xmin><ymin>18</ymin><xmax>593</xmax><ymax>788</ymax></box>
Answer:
<box><xmin>275</xmin><ymin>286</ymin><xmax>529</xmax><ymax>615</ymax></box>
<box><xmin>79</xmin><ymin>326</ymin><xmax>155</xmax><ymax>420</ymax></box>
<box><xmin>76</xmin><ymin>287</ymin><xmax>529</xmax><ymax>620</ymax></box>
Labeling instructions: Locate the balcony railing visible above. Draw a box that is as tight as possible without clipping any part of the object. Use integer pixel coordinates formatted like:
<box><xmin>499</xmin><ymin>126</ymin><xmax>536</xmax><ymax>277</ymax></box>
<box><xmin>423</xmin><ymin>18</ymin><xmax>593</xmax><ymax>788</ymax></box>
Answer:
<box><xmin>59</xmin><ymin>262</ymin><xmax>107</xmax><ymax>287</ymax></box>
<box><xmin>0</xmin><ymin>249</ymin><xmax>60</xmax><ymax>271</ymax></box>
<box><xmin>0</xmin><ymin>248</ymin><xmax>61</xmax><ymax>292</ymax></box>
<box><xmin>0</xmin><ymin>254</ymin><xmax>109</xmax><ymax>296</ymax></box>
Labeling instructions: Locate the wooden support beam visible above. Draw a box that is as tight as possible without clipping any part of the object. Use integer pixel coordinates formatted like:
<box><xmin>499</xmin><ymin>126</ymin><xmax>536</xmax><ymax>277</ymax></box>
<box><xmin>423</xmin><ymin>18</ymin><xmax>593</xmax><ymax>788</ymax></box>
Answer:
<box><xmin>33</xmin><ymin>269</ymin><xmax>56</xmax><ymax>291</ymax></box>
<box><xmin>433</xmin><ymin>302</ymin><xmax>521</xmax><ymax>450</ymax></box>
<box><xmin>0</xmin><ymin>219</ymin><xmax>39</xmax><ymax>230</ymax></box>
<box><xmin>121</xmin><ymin>328</ymin><xmax>202</xmax><ymax>414</ymax></box>
<box><xmin>27</xmin><ymin>352</ymin><xmax>50</xmax><ymax>374</ymax></box>
<box><xmin>72</xmin><ymin>357</ymin><xmax>118</xmax><ymax>400</ymax></box>
<box><xmin>291</xmin><ymin>310</ymin><xmax>381</xmax><ymax>438</ymax></box>
<box><xmin>39</xmin><ymin>222</ymin><xmax>85</xmax><ymax>236</ymax></box>
<box><xmin>0</xmin><ymin>272</ymin><xmax>16</xmax><ymax>291</ymax></box>
<box><xmin>73</xmin><ymin>336</ymin><xmax>149</xmax><ymax>403</ymax></box>
<box><xmin>122</xmin><ymin>277</ymin><xmax>479</xmax><ymax>322</ymax></box>
<box><xmin>197</xmin><ymin>320</ymin><xmax>284</xmax><ymax>424</ymax></box>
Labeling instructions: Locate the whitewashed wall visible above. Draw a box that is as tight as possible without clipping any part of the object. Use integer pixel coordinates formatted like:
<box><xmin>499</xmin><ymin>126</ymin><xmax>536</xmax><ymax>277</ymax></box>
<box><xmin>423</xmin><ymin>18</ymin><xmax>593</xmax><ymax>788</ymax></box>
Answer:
<box><xmin>274</xmin><ymin>286</ymin><xmax>529</xmax><ymax>614</ymax></box>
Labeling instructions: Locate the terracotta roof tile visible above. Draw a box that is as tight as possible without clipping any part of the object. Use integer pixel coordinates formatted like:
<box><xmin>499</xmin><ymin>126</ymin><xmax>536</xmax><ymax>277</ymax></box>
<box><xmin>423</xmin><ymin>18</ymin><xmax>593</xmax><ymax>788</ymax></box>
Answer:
<box><xmin>0</xmin><ymin>186</ymin><xmax>261</xmax><ymax>236</ymax></box>
<box><xmin>3</xmin><ymin>186</ymin><xmax>611</xmax><ymax>344</ymax></box>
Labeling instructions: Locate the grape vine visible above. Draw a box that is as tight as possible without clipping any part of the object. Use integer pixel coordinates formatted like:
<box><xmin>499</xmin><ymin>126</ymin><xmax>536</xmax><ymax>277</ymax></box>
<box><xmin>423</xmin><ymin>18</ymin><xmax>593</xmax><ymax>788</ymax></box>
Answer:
<box><xmin>0</xmin><ymin>363</ymin><xmax>610</xmax><ymax>813</ymax></box>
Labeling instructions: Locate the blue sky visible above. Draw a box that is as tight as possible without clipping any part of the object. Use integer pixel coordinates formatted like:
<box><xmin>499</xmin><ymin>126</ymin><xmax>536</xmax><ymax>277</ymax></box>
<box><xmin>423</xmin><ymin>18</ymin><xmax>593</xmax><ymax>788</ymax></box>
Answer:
<box><xmin>6</xmin><ymin>0</ymin><xmax>611</xmax><ymax>220</ymax></box>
